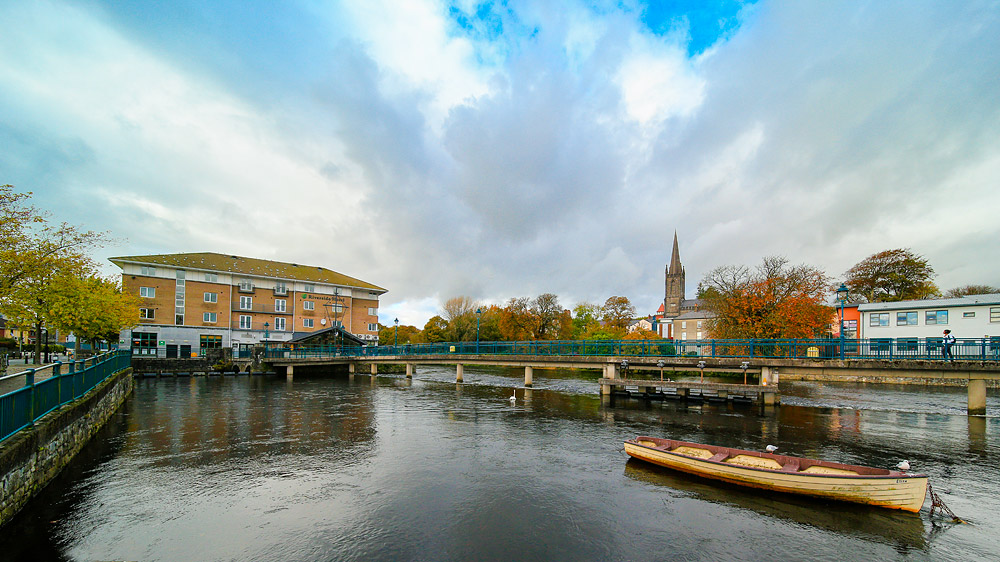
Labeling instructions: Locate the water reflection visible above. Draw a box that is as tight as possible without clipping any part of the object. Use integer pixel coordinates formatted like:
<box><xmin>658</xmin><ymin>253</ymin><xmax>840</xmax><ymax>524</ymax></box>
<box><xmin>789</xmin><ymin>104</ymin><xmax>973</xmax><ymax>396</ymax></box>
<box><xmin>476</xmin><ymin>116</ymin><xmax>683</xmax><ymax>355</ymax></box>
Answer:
<box><xmin>623</xmin><ymin>458</ymin><xmax>928</xmax><ymax>550</ymax></box>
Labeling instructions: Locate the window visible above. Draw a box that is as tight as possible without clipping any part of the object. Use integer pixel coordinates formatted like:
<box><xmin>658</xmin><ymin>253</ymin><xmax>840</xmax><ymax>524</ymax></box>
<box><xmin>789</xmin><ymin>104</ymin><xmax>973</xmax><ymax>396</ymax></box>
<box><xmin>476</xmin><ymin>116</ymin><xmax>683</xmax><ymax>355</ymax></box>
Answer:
<box><xmin>303</xmin><ymin>318</ymin><xmax>314</xmax><ymax>328</ymax></box>
<box><xmin>204</xmin><ymin>292</ymin><xmax>218</xmax><ymax>303</ymax></box>
<box><xmin>843</xmin><ymin>319</ymin><xmax>858</xmax><ymax>338</ymax></box>
<box><xmin>368</xmin><ymin>323</ymin><xmax>378</xmax><ymax>331</ymax></box>
<box><xmin>696</xmin><ymin>331</ymin><xmax>703</xmax><ymax>339</ymax></box>
<box><xmin>925</xmin><ymin>310</ymin><xmax>948</xmax><ymax>325</ymax></box>
<box><xmin>204</xmin><ymin>272</ymin><xmax>218</xmax><ymax>282</ymax></box>
<box><xmin>697</xmin><ymin>321</ymin><xmax>703</xmax><ymax>329</ymax></box>
<box><xmin>175</xmin><ymin>314</ymin><xmax>184</xmax><ymax>326</ymax></box>
<box><xmin>203</xmin><ymin>312</ymin><xmax>217</xmax><ymax>323</ymax></box>
<box><xmin>140</xmin><ymin>287</ymin><xmax>156</xmax><ymax>298</ymax></box>
<box><xmin>275</xmin><ymin>282</ymin><xmax>287</xmax><ymax>295</ymax></box>
<box><xmin>200</xmin><ymin>335</ymin><xmax>222</xmax><ymax>350</ymax></box>
<box><xmin>140</xmin><ymin>308</ymin><xmax>155</xmax><ymax>319</ymax></box>
<box><xmin>140</xmin><ymin>266</ymin><xmax>156</xmax><ymax>276</ymax></box>
<box><xmin>303</xmin><ymin>300</ymin><xmax>315</xmax><ymax>311</ymax></box>
<box><xmin>303</xmin><ymin>283</ymin><xmax>315</xmax><ymax>293</ymax></box>
<box><xmin>274</xmin><ymin>317</ymin><xmax>286</xmax><ymax>331</ymax></box>
<box><xmin>239</xmin><ymin>315</ymin><xmax>252</xmax><ymax>330</ymax></box>
<box><xmin>176</xmin><ymin>270</ymin><xmax>185</xmax><ymax>280</ymax></box>
<box><xmin>896</xmin><ymin>338</ymin><xmax>918</xmax><ymax>352</ymax></box>
<box><xmin>240</xmin><ymin>296</ymin><xmax>253</xmax><ymax>310</ymax></box>
<box><xmin>275</xmin><ymin>299</ymin><xmax>286</xmax><ymax>312</ymax></box>
<box><xmin>681</xmin><ymin>321</ymin><xmax>687</xmax><ymax>328</ymax></box>
<box><xmin>239</xmin><ymin>279</ymin><xmax>254</xmax><ymax>292</ymax></box>
<box><xmin>328</xmin><ymin>303</ymin><xmax>344</xmax><ymax>313</ymax></box>
<box><xmin>964</xmin><ymin>312</ymin><xmax>976</xmax><ymax>318</ymax></box>
<box><xmin>869</xmin><ymin>312</ymin><xmax>889</xmax><ymax>327</ymax></box>
<box><xmin>368</xmin><ymin>307</ymin><xmax>378</xmax><ymax>316</ymax></box>
<box><xmin>131</xmin><ymin>332</ymin><xmax>158</xmax><ymax>355</ymax></box>
<box><xmin>681</xmin><ymin>332</ymin><xmax>687</xmax><ymax>340</ymax></box>
<box><xmin>896</xmin><ymin>311</ymin><xmax>918</xmax><ymax>326</ymax></box>
<box><xmin>991</xmin><ymin>307</ymin><xmax>1000</xmax><ymax>323</ymax></box>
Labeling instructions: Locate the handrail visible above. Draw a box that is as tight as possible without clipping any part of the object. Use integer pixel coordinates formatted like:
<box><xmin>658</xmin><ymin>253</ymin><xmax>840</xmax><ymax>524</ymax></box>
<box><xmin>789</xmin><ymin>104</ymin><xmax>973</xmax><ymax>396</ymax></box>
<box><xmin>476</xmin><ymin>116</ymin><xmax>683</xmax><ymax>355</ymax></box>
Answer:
<box><xmin>259</xmin><ymin>336</ymin><xmax>1000</xmax><ymax>362</ymax></box>
<box><xmin>0</xmin><ymin>350</ymin><xmax>133</xmax><ymax>443</ymax></box>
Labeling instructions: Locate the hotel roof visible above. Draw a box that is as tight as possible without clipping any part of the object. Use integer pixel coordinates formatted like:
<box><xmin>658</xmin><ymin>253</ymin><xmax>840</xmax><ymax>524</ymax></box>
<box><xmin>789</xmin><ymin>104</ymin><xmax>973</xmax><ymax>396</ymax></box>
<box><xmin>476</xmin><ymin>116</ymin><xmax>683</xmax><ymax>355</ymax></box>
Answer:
<box><xmin>110</xmin><ymin>252</ymin><xmax>386</xmax><ymax>293</ymax></box>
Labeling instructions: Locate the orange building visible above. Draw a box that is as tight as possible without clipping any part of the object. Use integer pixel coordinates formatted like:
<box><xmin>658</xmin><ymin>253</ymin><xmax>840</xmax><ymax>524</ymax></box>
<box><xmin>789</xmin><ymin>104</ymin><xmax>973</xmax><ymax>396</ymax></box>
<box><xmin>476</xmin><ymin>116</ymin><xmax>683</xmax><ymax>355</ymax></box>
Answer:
<box><xmin>111</xmin><ymin>253</ymin><xmax>386</xmax><ymax>357</ymax></box>
<box><xmin>832</xmin><ymin>303</ymin><xmax>860</xmax><ymax>339</ymax></box>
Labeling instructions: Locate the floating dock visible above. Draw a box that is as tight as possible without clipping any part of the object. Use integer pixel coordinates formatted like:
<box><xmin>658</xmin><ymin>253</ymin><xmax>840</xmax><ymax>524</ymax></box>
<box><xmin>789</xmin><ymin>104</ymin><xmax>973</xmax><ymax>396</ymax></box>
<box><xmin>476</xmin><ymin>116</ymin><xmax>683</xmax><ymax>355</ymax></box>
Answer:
<box><xmin>599</xmin><ymin>378</ymin><xmax>780</xmax><ymax>405</ymax></box>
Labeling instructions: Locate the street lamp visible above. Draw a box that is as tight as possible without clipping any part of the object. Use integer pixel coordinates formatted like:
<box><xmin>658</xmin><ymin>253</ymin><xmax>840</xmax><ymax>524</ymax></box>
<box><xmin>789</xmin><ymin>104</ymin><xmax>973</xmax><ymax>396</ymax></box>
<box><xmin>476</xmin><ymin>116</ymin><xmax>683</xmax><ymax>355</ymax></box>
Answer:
<box><xmin>836</xmin><ymin>283</ymin><xmax>849</xmax><ymax>360</ymax></box>
<box><xmin>394</xmin><ymin>317</ymin><xmax>399</xmax><ymax>347</ymax></box>
<box><xmin>476</xmin><ymin>308</ymin><xmax>482</xmax><ymax>353</ymax></box>
<box><xmin>263</xmin><ymin>322</ymin><xmax>270</xmax><ymax>344</ymax></box>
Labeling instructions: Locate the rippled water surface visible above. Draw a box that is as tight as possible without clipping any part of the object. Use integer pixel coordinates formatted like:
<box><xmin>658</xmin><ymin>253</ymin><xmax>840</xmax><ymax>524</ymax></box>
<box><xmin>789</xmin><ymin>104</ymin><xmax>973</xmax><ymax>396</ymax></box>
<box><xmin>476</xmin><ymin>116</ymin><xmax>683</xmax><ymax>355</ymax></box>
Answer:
<box><xmin>4</xmin><ymin>367</ymin><xmax>998</xmax><ymax>561</ymax></box>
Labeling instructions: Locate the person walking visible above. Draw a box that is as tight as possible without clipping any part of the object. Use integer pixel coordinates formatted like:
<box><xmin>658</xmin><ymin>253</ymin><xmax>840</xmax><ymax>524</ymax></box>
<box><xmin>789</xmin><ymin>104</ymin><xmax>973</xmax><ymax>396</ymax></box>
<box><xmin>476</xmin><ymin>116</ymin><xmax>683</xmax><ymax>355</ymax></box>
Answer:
<box><xmin>942</xmin><ymin>329</ymin><xmax>956</xmax><ymax>362</ymax></box>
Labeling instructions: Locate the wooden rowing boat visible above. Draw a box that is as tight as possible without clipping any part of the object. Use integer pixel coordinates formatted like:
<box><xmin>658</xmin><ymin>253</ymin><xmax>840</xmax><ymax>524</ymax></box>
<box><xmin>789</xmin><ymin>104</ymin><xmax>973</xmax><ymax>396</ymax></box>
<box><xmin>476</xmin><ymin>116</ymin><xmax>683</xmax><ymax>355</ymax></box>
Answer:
<box><xmin>624</xmin><ymin>436</ymin><xmax>927</xmax><ymax>512</ymax></box>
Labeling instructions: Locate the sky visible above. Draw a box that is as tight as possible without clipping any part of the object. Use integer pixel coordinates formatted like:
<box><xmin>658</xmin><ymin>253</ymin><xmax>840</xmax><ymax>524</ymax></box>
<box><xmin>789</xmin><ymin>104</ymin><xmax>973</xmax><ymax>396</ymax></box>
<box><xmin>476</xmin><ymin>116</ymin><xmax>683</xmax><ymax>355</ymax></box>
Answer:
<box><xmin>2</xmin><ymin>0</ymin><xmax>999</xmax><ymax>328</ymax></box>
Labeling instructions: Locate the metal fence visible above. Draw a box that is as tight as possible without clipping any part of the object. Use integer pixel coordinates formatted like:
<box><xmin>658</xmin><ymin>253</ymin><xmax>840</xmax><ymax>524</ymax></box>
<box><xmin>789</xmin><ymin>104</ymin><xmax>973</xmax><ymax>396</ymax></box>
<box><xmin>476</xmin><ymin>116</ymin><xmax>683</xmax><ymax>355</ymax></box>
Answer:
<box><xmin>0</xmin><ymin>350</ymin><xmax>132</xmax><ymax>443</ymax></box>
<box><xmin>262</xmin><ymin>337</ymin><xmax>1000</xmax><ymax>362</ymax></box>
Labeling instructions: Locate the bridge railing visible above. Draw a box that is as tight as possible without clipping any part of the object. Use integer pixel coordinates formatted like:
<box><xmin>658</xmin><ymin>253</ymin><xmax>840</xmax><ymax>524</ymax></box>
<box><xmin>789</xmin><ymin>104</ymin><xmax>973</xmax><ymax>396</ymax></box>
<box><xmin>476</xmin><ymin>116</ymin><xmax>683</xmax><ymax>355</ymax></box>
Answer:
<box><xmin>0</xmin><ymin>350</ymin><xmax>132</xmax><ymax>443</ymax></box>
<box><xmin>263</xmin><ymin>337</ymin><xmax>1000</xmax><ymax>362</ymax></box>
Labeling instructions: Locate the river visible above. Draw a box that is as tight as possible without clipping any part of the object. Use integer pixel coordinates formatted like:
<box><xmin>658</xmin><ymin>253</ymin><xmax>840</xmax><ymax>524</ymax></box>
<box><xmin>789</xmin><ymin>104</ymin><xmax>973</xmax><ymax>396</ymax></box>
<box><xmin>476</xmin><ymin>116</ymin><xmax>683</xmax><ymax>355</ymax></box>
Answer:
<box><xmin>2</xmin><ymin>367</ymin><xmax>997</xmax><ymax>561</ymax></box>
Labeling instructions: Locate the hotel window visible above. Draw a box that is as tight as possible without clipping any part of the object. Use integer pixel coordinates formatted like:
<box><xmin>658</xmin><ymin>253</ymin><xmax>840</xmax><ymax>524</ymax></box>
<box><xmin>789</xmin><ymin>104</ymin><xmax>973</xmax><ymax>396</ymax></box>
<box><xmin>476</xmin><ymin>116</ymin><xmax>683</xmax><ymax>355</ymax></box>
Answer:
<box><xmin>368</xmin><ymin>323</ymin><xmax>377</xmax><ymax>331</ymax></box>
<box><xmin>303</xmin><ymin>300</ymin><xmax>315</xmax><ymax>311</ymax></box>
<box><xmin>176</xmin><ymin>270</ymin><xmax>185</xmax><ymax>281</ymax></box>
<box><xmin>239</xmin><ymin>279</ymin><xmax>254</xmax><ymax>292</ymax></box>
<box><xmin>200</xmin><ymin>335</ymin><xmax>222</xmax><ymax>350</ymax></box>
<box><xmin>203</xmin><ymin>312</ymin><xmax>217</xmax><ymax>323</ymax></box>
<box><xmin>139</xmin><ymin>308</ymin><xmax>155</xmax><ymax>320</ymax></box>
<box><xmin>274</xmin><ymin>317</ymin><xmax>286</xmax><ymax>331</ymax></box>
<box><xmin>368</xmin><ymin>307</ymin><xmax>378</xmax><ymax>316</ymax></box>
<box><xmin>240</xmin><ymin>296</ymin><xmax>253</xmax><ymax>310</ymax></box>
<box><xmin>274</xmin><ymin>299</ymin><xmax>286</xmax><ymax>312</ymax></box>
<box><xmin>925</xmin><ymin>310</ymin><xmax>948</xmax><ymax>325</ymax></box>
<box><xmin>303</xmin><ymin>318</ymin><xmax>314</xmax><ymax>328</ymax></box>
<box><xmin>303</xmin><ymin>283</ymin><xmax>315</xmax><ymax>293</ymax></box>
<box><xmin>991</xmin><ymin>307</ymin><xmax>1000</xmax><ymax>322</ymax></box>
<box><xmin>204</xmin><ymin>272</ymin><xmax>218</xmax><ymax>283</ymax></box>
<box><xmin>140</xmin><ymin>266</ymin><xmax>156</xmax><ymax>276</ymax></box>
<box><xmin>140</xmin><ymin>287</ymin><xmax>156</xmax><ymax>298</ymax></box>
<box><xmin>239</xmin><ymin>315</ymin><xmax>252</xmax><ymax>330</ymax></box>
<box><xmin>328</xmin><ymin>303</ymin><xmax>344</xmax><ymax>313</ymax></box>
<box><xmin>204</xmin><ymin>292</ymin><xmax>218</xmax><ymax>303</ymax></box>
<box><xmin>869</xmin><ymin>313</ymin><xmax>889</xmax><ymax>327</ymax></box>
<box><xmin>275</xmin><ymin>282</ymin><xmax>288</xmax><ymax>295</ymax></box>
<box><xmin>896</xmin><ymin>311</ymin><xmax>918</xmax><ymax>326</ymax></box>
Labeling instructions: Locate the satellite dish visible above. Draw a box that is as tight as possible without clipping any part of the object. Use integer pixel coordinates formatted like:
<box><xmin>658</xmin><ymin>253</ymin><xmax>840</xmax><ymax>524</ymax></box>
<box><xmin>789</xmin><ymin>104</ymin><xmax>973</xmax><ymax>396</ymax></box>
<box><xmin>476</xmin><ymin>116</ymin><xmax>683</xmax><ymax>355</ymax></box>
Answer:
<box><xmin>321</xmin><ymin>318</ymin><xmax>327</xmax><ymax>325</ymax></box>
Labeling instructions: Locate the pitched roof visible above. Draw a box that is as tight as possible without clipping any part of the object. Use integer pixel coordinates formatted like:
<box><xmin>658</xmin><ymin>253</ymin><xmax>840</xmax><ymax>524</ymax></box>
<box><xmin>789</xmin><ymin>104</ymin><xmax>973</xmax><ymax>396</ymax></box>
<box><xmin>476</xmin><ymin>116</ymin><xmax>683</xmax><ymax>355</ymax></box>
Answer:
<box><xmin>110</xmin><ymin>252</ymin><xmax>386</xmax><ymax>292</ymax></box>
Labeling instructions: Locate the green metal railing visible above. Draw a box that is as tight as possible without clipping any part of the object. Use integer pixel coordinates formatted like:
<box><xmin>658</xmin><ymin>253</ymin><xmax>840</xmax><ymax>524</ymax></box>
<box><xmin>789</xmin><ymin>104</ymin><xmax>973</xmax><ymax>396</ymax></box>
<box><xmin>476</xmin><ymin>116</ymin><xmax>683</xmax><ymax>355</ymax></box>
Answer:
<box><xmin>263</xmin><ymin>337</ymin><xmax>1000</xmax><ymax>362</ymax></box>
<box><xmin>0</xmin><ymin>350</ymin><xmax>132</xmax><ymax>443</ymax></box>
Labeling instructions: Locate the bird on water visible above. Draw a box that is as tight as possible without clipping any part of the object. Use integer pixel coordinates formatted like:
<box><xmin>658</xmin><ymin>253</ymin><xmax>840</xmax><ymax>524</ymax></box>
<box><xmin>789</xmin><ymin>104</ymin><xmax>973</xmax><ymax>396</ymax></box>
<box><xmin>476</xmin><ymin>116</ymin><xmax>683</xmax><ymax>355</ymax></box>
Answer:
<box><xmin>897</xmin><ymin>460</ymin><xmax>910</xmax><ymax>471</ymax></box>
<box><xmin>509</xmin><ymin>393</ymin><xmax>516</xmax><ymax>404</ymax></box>
<box><xmin>765</xmin><ymin>445</ymin><xmax>778</xmax><ymax>453</ymax></box>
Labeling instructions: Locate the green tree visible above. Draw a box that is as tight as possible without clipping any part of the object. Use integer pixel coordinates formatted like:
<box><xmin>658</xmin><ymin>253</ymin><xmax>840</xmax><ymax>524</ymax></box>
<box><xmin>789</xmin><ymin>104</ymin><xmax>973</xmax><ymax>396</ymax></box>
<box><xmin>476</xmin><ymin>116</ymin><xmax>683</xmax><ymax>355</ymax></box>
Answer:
<box><xmin>571</xmin><ymin>302</ymin><xmax>601</xmax><ymax>339</ymax></box>
<box><xmin>49</xmin><ymin>274</ymin><xmax>140</xmax><ymax>353</ymax></box>
<box><xmin>442</xmin><ymin>296</ymin><xmax>479</xmax><ymax>341</ymax></box>
<box><xmin>844</xmin><ymin>248</ymin><xmax>938</xmax><ymax>303</ymax></box>
<box><xmin>422</xmin><ymin>316</ymin><xmax>449</xmax><ymax>343</ymax></box>
<box><xmin>944</xmin><ymin>284</ymin><xmax>1000</xmax><ymax>298</ymax></box>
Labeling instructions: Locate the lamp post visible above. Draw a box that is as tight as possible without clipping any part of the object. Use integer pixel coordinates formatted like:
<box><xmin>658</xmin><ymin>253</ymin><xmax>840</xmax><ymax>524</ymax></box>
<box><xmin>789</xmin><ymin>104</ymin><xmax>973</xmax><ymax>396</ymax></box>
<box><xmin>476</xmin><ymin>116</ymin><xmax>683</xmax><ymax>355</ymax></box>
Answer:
<box><xmin>476</xmin><ymin>308</ymin><xmax>482</xmax><ymax>354</ymax></box>
<box><xmin>836</xmin><ymin>283</ymin><xmax>849</xmax><ymax>361</ymax></box>
<box><xmin>263</xmin><ymin>322</ymin><xmax>269</xmax><ymax>345</ymax></box>
<box><xmin>394</xmin><ymin>317</ymin><xmax>399</xmax><ymax>347</ymax></box>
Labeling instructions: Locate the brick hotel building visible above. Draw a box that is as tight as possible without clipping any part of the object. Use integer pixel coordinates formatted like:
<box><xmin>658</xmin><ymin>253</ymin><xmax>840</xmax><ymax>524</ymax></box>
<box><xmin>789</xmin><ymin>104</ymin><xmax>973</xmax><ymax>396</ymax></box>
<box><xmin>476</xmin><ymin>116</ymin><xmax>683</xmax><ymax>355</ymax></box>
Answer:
<box><xmin>112</xmin><ymin>253</ymin><xmax>386</xmax><ymax>357</ymax></box>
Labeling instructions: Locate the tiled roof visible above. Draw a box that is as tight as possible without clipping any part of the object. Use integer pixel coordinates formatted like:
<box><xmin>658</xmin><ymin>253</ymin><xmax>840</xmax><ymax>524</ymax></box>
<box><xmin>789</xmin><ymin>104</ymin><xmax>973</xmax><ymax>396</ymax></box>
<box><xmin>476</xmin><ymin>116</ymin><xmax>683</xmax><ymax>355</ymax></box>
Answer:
<box><xmin>110</xmin><ymin>252</ymin><xmax>386</xmax><ymax>293</ymax></box>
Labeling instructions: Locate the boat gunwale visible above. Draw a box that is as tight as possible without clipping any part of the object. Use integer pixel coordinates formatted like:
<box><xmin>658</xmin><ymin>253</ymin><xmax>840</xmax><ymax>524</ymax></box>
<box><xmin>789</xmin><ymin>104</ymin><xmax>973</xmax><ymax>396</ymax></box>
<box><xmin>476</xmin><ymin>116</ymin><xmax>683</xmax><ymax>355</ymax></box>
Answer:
<box><xmin>625</xmin><ymin>436</ymin><xmax>928</xmax><ymax>480</ymax></box>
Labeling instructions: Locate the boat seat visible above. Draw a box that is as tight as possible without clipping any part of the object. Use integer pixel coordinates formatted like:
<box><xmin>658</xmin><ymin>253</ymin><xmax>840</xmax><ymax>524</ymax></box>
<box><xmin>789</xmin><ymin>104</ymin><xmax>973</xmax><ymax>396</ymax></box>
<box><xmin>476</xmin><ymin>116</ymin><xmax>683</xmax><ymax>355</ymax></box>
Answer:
<box><xmin>708</xmin><ymin>452</ymin><xmax>729</xmax><ymax>462</ymax></box>
<box><xmin>781</xmin><ymin>461</ymin><xmax>800</xmax><ymax>472</ymax></box>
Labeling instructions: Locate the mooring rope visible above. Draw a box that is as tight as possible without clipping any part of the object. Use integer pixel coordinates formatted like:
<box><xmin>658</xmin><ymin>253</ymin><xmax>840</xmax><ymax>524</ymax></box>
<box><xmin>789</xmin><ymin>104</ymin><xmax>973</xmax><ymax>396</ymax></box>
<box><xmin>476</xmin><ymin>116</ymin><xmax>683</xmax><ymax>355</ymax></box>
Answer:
<box><xmin>927</xmin><ymin>483</ymin><xmax>965</xmax><ymax>524</ymax></box>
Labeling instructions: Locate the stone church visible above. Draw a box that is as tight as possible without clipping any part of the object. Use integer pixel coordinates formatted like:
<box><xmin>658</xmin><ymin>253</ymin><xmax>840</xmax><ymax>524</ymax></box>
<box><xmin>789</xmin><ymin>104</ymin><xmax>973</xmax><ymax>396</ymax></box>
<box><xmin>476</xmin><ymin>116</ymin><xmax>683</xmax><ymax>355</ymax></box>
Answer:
<box><xmin>656</xmin><ymin>232</ymin><xmax>707</xmax><ymax>339</ymax></box>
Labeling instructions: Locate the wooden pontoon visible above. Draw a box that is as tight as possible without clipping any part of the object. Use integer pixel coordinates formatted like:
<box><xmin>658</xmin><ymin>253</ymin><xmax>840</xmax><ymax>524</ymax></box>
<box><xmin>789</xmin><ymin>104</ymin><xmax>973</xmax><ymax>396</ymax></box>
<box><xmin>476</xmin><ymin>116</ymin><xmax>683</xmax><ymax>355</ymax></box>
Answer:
<box><xmin>624</xmin><ymin>436</ymin><xmax>927</xmax><ymax>512</ymax></box>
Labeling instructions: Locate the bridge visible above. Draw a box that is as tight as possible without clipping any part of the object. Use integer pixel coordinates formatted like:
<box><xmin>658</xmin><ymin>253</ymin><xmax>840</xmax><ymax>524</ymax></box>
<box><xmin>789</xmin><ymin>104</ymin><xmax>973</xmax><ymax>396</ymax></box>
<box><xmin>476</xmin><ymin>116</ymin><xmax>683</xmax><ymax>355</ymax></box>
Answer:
<box><xmin>262</xmin><ymin>337</ymin><xmax>1000</xmax><ymax>415</ymax></box>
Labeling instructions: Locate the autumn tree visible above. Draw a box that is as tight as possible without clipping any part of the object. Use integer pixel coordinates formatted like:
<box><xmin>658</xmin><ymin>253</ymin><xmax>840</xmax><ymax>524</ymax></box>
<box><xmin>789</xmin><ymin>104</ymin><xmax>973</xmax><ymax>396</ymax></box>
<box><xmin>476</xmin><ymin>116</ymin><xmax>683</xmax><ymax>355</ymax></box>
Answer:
<box><xmin>422</xmin><ymin>316</ymin><xmax>449</xmax><ymax>343</ymax></box>
<box><xmin>442</xmin><ymin>296</ymin><xmax>480</xmax><ymax>341</ymax></box>
<box><xmin>601</xmin><ymin>296</ymin><xmax>635</xmax><ymax>331</ymax></box>
<box><xmin>701</xmin><ymin>256</ymin><xmax>832</xmax><ymax>339</ymax></box>
<box><xmin>944</xmin><ymin>284</ymin><xmax>1000</xmax><ymax>298</ymax></box>
<box><xmin>476</xmin><ymin>305</ymin><xmax>504</xmax><ymax>342</ymax></box>
<box><xmin>498</xmin><ymin>297</ymin><xmax>536</xmax><ymax>341</ymax></box>
<box><xmin>844</xmin><ymin>248</ymin><xmax>939</xmax><ymax>303</ymax></box>
<box><xmin>49</xmin><ymin>274</ymin><xmax>140</xmax><ymax>353</ymax></box>
<box><xmin>378</xmin><ymin>322</ymin><xmax>420</xmax><ymax>346</ymax></box>
<box><xmin>531</xmin><ymin>293</ymin><xmax>563</xmax><ymax>340</ymax></box>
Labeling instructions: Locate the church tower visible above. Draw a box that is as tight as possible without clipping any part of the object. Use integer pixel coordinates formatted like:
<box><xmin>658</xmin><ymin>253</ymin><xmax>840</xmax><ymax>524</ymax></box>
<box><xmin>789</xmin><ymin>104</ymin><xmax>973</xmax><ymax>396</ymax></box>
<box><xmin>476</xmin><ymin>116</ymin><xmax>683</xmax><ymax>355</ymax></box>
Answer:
<box><xmin>664</xmin><ymin>232</ymin><xmax>685</xmax><ymax>318</ymax></box>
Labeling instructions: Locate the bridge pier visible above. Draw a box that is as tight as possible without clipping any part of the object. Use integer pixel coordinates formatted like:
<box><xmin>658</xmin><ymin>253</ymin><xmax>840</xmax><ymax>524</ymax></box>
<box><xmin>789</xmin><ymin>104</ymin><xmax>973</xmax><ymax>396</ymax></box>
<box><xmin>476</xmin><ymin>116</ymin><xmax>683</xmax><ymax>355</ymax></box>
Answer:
<box><xmin>286</xmin><ymin>365</ymin><xmax>293</xmax><ymax>381</ymax></box>
<box><xmin>601</xmin><ymin>364</ymin><xmax>614</xmax><ymax>395</ymax></box>
<box><xmin>406</xmin><ymin>363</ymin><xmax>413</xmax><ymax>378</ymax></box>
<box><xmin>969</xmin><ymin>378</ymin><xmax>987</xmax><ymax>416</ymax></box>
<box><xmin>371</xmin><ymin>363</ymin><xmax>378</xmax><ymax>376</ymax></box>
<box><xmin>456</xmin><ymin>364</ymin><xmax>464</xmax><ymax>383</ymax></box>
<box><xmin>524</xmin><ymin>366</ymin><xmax>533</xmax><ymax>387</ymax></box>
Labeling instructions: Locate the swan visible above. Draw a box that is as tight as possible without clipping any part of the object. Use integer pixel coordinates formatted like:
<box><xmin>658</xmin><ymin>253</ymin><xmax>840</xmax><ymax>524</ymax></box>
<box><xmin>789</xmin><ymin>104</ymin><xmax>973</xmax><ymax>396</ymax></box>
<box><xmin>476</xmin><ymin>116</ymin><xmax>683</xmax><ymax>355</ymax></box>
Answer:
<box><xmin>509</xmin><ymin>393</ymin><xmax>516</xmax><ymax>404</ymax></box>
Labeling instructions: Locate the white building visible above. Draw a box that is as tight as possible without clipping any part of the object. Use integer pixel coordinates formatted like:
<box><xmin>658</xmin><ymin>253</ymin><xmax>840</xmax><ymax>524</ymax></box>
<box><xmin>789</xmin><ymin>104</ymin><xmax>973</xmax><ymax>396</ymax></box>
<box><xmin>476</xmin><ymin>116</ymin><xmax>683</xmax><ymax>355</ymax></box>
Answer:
<box><xmin>858</xmin><ymin>293</ymin><xmax>1000</xmax><ymax>341</ymax></box>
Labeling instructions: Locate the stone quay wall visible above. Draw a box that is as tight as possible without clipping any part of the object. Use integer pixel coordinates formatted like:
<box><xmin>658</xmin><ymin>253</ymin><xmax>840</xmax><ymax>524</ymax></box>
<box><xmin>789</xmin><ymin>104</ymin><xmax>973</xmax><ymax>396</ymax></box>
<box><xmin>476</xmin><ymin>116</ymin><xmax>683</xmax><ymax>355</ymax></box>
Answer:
<box><xmin>0</xmin><ymin>367</ymin><xmax>133</xmax><ymax>528</ymax></box>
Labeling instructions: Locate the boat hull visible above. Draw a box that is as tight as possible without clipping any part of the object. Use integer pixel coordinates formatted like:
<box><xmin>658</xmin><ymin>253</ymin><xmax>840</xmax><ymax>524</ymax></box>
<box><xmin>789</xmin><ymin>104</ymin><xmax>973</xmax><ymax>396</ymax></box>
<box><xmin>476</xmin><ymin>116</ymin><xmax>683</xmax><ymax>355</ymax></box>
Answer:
<box><xmin>624</xmin><ymin>437</ymin><xmax>927</xmax><ymax>512</ymax></box>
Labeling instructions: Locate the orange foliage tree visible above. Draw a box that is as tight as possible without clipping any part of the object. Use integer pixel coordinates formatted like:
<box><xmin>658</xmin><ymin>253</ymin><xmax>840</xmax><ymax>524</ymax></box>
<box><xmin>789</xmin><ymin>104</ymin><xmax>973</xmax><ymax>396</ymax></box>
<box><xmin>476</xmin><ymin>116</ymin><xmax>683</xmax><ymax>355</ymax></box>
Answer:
<box><xmin>701</xmin><ymin>256</ymin><xmax>832</xmax><ymax>339</ymax></box>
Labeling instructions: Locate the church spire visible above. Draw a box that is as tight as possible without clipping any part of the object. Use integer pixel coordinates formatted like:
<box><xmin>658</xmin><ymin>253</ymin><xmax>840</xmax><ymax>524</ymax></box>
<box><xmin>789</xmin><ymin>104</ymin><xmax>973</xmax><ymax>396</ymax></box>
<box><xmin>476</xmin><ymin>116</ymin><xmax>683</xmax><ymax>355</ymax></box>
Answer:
<box><xmin>668</xmin><ymin>231</ymin><xmax>683</xmax><ymax>275</ymax></box>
